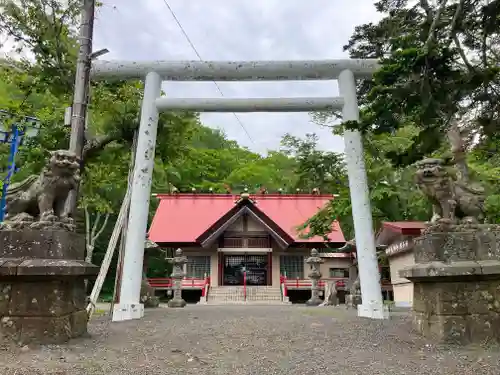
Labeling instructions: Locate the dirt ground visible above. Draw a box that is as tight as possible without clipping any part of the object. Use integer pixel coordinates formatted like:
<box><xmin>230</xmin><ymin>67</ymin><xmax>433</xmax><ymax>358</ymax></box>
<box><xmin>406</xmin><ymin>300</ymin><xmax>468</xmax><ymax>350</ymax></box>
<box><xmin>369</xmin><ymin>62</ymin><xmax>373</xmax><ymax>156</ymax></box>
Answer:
<box><xmin>1</xmin><ymin>305</ymin><xmax>499</xmax><ymax>375</ymax></box>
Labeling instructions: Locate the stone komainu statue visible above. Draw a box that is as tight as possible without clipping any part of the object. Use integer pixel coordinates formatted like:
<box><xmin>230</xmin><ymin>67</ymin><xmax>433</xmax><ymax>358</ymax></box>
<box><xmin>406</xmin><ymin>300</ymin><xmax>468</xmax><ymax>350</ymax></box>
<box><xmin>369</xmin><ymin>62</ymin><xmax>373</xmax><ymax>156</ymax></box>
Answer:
<box><xmin>2</xmin><ymin>150</ymin><xmax>80</xmax><ymax>231</ymax></box>
<box><xmin>415</xmin><ymin>158</ymin><xmax>486</xmax><ymax>224</ymax></box>
<box><xmin>345</xmin><ymin>276</ymin><xmax>361</xmax><ymax>309</ymax></box>
<box><xmin>321</xmin><ymin>280</ymin><xmax>339</xmax><ymax>306</ymax></box>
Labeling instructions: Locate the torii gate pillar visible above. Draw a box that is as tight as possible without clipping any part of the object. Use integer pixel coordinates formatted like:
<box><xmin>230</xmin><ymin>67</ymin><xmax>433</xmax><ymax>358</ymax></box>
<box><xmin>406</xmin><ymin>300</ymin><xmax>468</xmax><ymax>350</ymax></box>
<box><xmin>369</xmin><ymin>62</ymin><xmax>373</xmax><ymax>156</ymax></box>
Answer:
<box><xmin>111</xmin><ymin>72</ymin><xmax>161</xmax><ymax>321</ymax></box>
<box><xmin>338</xmin><ymin>70</ymin><xmax>387</xmax><ymax>319</ymax></box>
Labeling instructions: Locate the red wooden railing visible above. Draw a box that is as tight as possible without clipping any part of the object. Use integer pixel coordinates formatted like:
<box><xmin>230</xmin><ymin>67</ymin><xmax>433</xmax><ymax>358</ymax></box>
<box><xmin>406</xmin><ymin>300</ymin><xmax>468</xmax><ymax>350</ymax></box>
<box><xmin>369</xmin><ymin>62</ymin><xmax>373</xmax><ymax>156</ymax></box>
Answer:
<box><xmin>280</xmin><ymin>276</ymin><xmax>347</xmax><ymax>289</ymax></box>
<box><xmin>147</xmin><ymin>277</ymin><xmax>207</xmax><ymax>289</ymax></box>
<box><xmin>280</xmin><ymin>276</ymin><xmax>391</xmax><ymax>289</ymax></box>
<box><xmin>280</xmin><ymin>275</ymin><xmax>348</xmax><ymax>302</ymax></box>
<box><xmin>201</xmin><ymin>276</ymin><xmax>211</xmax><ymax>298</ymax></box>
<box><xmin>280</xmin><ymin>275</ymin><xmax>288</xmax><ymax>299</ymax></box>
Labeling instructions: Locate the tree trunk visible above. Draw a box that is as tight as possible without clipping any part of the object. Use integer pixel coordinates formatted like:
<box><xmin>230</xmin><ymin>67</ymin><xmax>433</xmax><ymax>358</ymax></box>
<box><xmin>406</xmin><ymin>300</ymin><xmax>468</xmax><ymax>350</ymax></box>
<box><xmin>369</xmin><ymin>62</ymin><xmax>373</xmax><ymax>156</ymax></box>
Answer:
<box><xmin>85</xmin><ymin>244</ymin><xmax>94</xmax><ymax>264</ymax></box>
<box><xmin>84</xmin><ymin>244</ymin><xmax>94</xmax><ymax>292</ymax></box>
<box><xmin>447</xmin><ymin>120</ymin><xmax>469</xmax><ymax>182</ymax></box>
<box><xmin>83</xmin><ymin>205</ymin><xmax>110</xmax><ymax>294</ymax></box>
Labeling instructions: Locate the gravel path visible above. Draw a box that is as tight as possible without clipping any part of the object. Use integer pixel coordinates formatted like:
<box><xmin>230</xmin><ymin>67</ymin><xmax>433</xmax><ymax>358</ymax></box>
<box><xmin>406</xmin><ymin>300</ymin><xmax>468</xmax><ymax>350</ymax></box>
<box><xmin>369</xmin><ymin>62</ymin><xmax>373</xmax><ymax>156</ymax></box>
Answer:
<box><xmin>1</xmin><ymin>305</ymin><xmax>499</xmax><ymax>374</ymax></box>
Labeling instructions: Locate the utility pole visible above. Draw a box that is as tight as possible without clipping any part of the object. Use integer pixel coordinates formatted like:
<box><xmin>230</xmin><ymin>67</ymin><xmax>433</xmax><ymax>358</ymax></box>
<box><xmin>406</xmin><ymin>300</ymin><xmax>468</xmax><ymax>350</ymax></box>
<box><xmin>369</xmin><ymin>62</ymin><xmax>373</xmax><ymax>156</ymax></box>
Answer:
<box><xmin>67</xmin><ymin>0</ymin><xmax>95</xmax><ymax>214</ymax></box>
<box><xmin>69</xmin><ymin>0</ymin><xmax>95</xmax><ymax>156</ymax></box>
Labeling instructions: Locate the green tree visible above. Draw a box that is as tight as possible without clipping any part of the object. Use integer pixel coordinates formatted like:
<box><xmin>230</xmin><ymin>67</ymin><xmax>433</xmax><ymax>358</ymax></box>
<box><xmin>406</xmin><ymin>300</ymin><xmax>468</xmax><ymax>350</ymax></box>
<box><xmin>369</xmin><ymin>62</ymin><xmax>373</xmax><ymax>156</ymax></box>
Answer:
<box><xmin>0</xmin><ymin>0</ymin><xmax>200</xmax><ymax>206</ymax></box>
<box><xmin>0</xmin><ymin>0</ymin><xmax>200</xmax><ymax>287</ymax></box>
<box><xmin>306</xmin><ymin>0</ymin><xmax>500</xmax><ymax>239</ymax></box>
<box><xmin>280</xmin><ymin>133</ymin><xmax>346</xmax><ymax>193</ymax></box>
<box><xmin>297</xmin><ymin>128</ymin><xmax>431</xmax><ymax>240</ymax></box>
<box><xmin>313</xmin><ymin>0</ymin><xmax>500</xmax><ymax>166</ymax></box>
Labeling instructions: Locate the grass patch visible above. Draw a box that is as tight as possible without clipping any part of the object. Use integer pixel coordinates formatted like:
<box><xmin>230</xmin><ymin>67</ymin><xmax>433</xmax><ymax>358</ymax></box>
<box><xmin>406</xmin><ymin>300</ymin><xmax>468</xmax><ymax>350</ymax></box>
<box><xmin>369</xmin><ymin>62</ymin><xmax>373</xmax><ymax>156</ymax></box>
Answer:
<box><xmin>98</xmin><ymin>293</ymin><xmax>114</xmax><ymax>303</ymax></box>
<box><xmin>91</xmin><ymin>308</ymin><xmax>109</xmax><ymax>317</ymax></box>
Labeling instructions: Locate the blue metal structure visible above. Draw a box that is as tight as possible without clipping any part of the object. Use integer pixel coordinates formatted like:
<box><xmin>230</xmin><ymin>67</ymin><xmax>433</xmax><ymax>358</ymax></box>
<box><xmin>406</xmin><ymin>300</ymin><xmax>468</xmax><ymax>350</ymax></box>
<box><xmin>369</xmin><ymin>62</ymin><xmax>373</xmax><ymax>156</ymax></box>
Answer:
<box><xmin>0</xmin><ymin>110</ymin><xmax>40</xmax><ymax>222</ymax></box>
<box><xmin>0</xmin><ymin>125</ymin><xmax>20</xmax><ymax>221</ymax></box>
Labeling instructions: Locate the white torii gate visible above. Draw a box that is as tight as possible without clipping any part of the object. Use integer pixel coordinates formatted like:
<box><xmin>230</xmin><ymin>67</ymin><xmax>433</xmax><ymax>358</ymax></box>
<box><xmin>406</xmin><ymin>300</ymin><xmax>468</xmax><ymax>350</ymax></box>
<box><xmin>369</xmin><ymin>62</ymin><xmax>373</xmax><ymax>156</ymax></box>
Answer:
<box><xmin>91</xmin><ymin>59</ymin><xmax>387</xmax><ymax>321</ymax></box>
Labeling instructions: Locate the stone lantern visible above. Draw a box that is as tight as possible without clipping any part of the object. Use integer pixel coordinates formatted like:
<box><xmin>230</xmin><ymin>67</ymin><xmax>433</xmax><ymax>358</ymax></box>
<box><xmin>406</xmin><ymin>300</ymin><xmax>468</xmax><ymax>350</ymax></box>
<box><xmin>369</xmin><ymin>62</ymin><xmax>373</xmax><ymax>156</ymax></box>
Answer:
<box><xmin>305</xmin><ymin>248</ymin><xmax>324</xmax><ymax>306</ymax></box>
<box><xmin>167</xmin><ymin>248</ymin><xmax>188</xmax><ymax>308</ymax></box>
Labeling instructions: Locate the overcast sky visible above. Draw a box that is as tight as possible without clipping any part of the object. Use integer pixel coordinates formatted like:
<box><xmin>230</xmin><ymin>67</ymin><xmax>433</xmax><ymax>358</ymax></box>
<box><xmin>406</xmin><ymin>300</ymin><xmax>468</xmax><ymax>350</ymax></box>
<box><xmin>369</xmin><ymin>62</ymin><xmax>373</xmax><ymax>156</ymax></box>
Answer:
<box><xmin>93</xmin><ymin>0</ymin><xmax>384</xmax><ymax>153</ymax></box>
<box><xmin>6</xmin><ymin>0</ymin><xmax>382</xmax><ymax>153</ymax></box>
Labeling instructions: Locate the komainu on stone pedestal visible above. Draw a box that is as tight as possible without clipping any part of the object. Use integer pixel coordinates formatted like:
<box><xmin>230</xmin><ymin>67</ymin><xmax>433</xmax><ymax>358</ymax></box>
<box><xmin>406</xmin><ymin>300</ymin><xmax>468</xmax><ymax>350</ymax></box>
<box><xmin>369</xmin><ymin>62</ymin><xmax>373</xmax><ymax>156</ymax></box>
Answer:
<box><xmin>404</xmin><ymin>157</ymin><xmax>500</xmax><ymax>344</ymax></box>
<box><xmin>345</xmin><ymin>276</ymin><xmax>362</xmax><ymax>309</ymax></box>
<box><xmin>321</xmin><ymin>281</ymin><xmax>339</xmax><ymax>306</ymax></box>
<box><xmin>0</xmin><ymin>230</ymin><xmax>98</xmax><ymax>345</ymax></box>
<box><xmin>401</xmin><ymin>227</ymin><xmax>500</xmax><ymax>344</ymax></box>
<box><xmin>140</xmin><ymin>279</ymin><xmax>160</xmax><ymax>308</ymax></box>
<box><xmin>0</xmin><ymin>150</ymin><xmax>80</xmax><ymax>232</ymax></box>
<box><xmin>415</xmin><ymin>158</ymin><xmax>485</xmax><ymax>226</ymax></box>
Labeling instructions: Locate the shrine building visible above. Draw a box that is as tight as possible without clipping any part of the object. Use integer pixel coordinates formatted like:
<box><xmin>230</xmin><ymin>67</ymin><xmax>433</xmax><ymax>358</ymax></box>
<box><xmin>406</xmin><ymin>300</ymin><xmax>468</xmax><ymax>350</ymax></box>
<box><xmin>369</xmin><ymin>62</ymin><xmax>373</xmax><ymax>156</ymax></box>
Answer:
<box><xmin>147</xmin><ymin>192</ymin><xmax>353</xmax><ymax>303</ymax></box>
<box><xmin>375</xmin><ymin>221</ymin><xmax>426</xmax><ymax>308</ymax></box>
<box><xmin>146</xmin><ymin>191</ymin><xmax>421</xmax><ymax>305</ymax></box>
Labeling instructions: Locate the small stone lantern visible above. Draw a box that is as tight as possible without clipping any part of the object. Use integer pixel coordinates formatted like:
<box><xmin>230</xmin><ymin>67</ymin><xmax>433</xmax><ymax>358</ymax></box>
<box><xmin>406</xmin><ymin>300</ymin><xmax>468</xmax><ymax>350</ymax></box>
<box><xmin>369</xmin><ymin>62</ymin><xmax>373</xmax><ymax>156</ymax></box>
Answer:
<box><xmin>167</xmin><ymin>248</ymin><xmax>188</xmax><ymax>308</ymax></box>
<box><xmin>305</xmin><ymin>248</ymin><xmax>324</xmax><ymax>306</ymax></box>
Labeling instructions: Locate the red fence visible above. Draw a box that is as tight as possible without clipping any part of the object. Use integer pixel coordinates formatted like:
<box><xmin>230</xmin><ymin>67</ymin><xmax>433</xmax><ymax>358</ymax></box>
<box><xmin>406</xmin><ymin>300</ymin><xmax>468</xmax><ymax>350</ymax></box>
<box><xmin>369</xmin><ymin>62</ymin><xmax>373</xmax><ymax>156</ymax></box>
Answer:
<box><xmin>281</xmin><ymin>277</ymin><xmax>347</xmax><ymax>289</ymax></box>
<box><xmin>148</xmin><ymin>277</ymin><xmax>348</xmax><ymax>290</ymax></box>
<box><xmin>147</xmin><ymin>277</ymin><xmax>209</xmax><ymax>290</ymax></box>
<box><xmin>279</xmin><ymin>276</ymin><xmax>349</xmax><ymax>299</ymax></box>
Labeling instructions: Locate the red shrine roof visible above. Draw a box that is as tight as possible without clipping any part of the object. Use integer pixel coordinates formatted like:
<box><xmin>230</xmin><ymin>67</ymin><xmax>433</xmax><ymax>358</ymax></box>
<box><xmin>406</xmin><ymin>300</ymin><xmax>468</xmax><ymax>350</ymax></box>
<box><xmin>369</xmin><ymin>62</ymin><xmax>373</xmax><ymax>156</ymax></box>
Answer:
<box><xmin>375</xmin><ymin>221</ymin><xmax>426</xmax><ymax>246</ymax></box>
<box><xmin>148</xmin><ymin>193</ymin><xmax>345</xmax><ymax>245</ymax></box>
<box><xmin>382</xmin><ymin>221</ymin><xmax>426</xmax><ymax>234</ymax></box>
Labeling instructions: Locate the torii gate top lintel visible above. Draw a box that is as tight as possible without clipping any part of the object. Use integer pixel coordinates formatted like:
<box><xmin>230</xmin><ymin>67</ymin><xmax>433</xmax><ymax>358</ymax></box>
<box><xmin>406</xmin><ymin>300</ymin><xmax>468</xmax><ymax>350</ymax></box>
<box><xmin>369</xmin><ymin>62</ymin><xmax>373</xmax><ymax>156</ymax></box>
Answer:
<box><xmin>91</xmin><ymin>58</ymin><xmax>380</xmax><ymax>81</ymax></box>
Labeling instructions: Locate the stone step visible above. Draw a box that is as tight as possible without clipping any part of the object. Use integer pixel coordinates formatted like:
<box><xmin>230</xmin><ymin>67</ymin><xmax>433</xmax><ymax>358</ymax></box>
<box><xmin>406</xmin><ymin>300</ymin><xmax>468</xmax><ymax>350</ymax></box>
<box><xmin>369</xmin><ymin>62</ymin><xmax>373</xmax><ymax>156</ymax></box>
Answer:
<box><xmin>210</xmin><ymin>286</ymin><xmax>280</xmax><ymax>293</ymax></box>
<box><xmin>209</xmin><ymin>288</ymin><xmax>281</xmax><ymax>294</ymax></box>
<box><xmin>205</xmin><ymin>300</ymin><xmax>287</xmax><ymax>305</ymax></box>
<box><xmin>207</xmin><ymin>286</ymin><xmax>284</xmax><ymax>303</ymax></box>
<box><xmin>208</xmin><ymin>295</ymin><xmax>282</xmax><ymax>301</ymax></box>
<box><xmin>209</xmin><ymin>291</ymin><xmax>282</xmax><ymax>296</ymax></box>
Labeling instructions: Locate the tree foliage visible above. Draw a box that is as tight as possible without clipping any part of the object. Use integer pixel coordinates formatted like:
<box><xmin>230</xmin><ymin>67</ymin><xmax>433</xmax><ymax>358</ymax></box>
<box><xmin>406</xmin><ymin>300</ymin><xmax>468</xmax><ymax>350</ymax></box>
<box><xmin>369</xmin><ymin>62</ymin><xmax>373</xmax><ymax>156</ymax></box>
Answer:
<box><xmin>307</xmin><ymin>0</ymin><xmax>500</xmax><ymax>239</ymax></box>
<box><xmin>314</xmin><ymin>0</ymin><xmax>500</xmax><ymax>166</ymax></box>
<box><xmin>298</xmin><ymin>126</ymin><xmax>431</xmax><ymax>240</ymax></box>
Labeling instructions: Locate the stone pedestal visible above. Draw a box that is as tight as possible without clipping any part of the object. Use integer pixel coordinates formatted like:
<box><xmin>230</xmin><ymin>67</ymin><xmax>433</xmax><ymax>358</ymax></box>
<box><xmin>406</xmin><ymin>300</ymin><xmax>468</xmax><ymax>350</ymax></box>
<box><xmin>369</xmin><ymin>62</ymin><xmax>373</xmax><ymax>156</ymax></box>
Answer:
<box><xmin>0</xmin><ymin>229</ymin><xmax>99</xmax><ymax>345</ymax></box>
<box><xmin>400</xmin><ymin>225</ymin><xmax>500</xmax><ymax>344</ymax></box>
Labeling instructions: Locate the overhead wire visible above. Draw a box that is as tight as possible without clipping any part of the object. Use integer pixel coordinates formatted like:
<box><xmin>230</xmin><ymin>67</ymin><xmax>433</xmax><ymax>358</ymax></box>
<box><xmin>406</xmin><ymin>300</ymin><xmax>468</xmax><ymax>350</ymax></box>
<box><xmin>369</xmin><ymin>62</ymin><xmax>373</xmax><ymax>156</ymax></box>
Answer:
<box><xmin>161</xmin><ymin>0</ymin><xmax>256</xmax><ymax>145</ymax></box>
